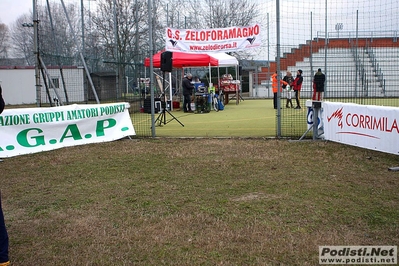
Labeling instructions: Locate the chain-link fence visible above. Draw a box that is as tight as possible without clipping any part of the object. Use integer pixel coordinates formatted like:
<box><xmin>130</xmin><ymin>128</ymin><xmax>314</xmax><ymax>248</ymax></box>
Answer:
<box><xmin>271</xmin><ymin>38</ymin><xmax>399</xmax><ymax>138</ymax></box>
<box><xmin>2</xmin><ymin>0</ymin><xmax>398</xmax><ymax>138</ymax></box>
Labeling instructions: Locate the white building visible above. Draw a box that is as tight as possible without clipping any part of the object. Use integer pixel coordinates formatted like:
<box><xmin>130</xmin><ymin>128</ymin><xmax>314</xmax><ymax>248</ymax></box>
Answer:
<box><xmin>0</xmin><ymin>66</ymin><xmax>85</xmax><ymax>105</ymax></box>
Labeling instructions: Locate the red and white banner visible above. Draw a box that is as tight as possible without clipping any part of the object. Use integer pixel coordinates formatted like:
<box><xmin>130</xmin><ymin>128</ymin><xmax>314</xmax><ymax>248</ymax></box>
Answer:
<box><xmin>323</xmin><ymin>102</ymin><xmax>399</xmax><ymax>155</ymax></box>
<box><xmin>165</xmin><ymin>24</ymin><xmax>261</xmax><ymax>53</ymax></box>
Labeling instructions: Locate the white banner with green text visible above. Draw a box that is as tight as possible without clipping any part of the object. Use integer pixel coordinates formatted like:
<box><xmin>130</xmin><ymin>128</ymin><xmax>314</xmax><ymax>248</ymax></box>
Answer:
<box><xmin>0</xmin><ymin>103</ymin><xmax>136</xmax><ymax>158</ymax></box>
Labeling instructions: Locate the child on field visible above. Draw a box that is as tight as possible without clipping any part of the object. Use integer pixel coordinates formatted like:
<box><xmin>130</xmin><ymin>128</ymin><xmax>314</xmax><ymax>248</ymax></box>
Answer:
<box><xmin>283</xmin><ymin>71</ymin><xmax>294</xmax><ymax>108</ymax></box>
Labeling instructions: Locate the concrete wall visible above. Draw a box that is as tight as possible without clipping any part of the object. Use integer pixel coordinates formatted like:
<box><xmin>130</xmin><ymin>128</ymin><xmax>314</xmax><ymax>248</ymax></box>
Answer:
<box><xmin>0</xmin><ymin>69</ymin><xmax>36</xmax><ymax>105</ymax></box>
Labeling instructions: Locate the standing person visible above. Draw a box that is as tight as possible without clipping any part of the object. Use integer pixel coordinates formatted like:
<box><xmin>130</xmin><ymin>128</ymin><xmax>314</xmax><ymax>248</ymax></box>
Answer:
<box><xmin>313</xmin><ymin>68</ymin><xmax>326</xmax><ymax>101</ymax></box>
<box><xmin>271</xmin><ymin>71</ymin><xmax>288</xmax><ymax>109</ymax></box>
<box><xmin>0</xmin><ymin>85</ymin><xmax>4</xmax><ymax>115</ymax></box>
<box><xmin>0</xmin><ymin>191</ymin><xmax>9</xmax><ymax>266</ymax></box>
<box><xmin>0</xmin><ymin>85</ymin><xmax>4</xmax><ymax>164</ymax></box>
<box><xmin>292</xmin><ymin>69</ymin><xmax>303</xmax><ymax>109</ymax></box>
<box><xmin>0</xmin><ymin>86</ymin><xmax>8</xmax><ymax>266</ymax></box>
<box><xmin>283</xmin><ymin>71</ymin><xmax>294</xmax><ymax>108</ymax></box>
<box><xmin>182</xmin><ymin>73</ymin><xmax>195</xmax><ymax>113</ymax></box>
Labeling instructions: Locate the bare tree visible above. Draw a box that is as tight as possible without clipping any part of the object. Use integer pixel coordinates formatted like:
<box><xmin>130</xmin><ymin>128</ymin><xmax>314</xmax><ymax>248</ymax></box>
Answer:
<box><xmin>5</xmin><ymin>0</ymin><xmax>263</xmax><ymax>71</ymax></box>
<box><xmin>39</xmin><ymin>2</ymin><xmax>81</xmax><ymax>65</ymax></box>
<box><xmin>158</xmin><ymin>0</ymin><xmax>263</xmax><ymax>59</ymax></box>
<box><xmin>9</xmin><ymin>15</ymin><xmax>35</xmax><ymax>65</ymax></box>
<box><xmin>161</xmin><ymin>0</ymin><xmax>261</xmax><ymax>30</ymax></box>
<box><xmin>201</xmin><ymin>0</ymin><xmax>262</xmax><ymax>60</ymax></box>
<box><xmin>8</xmin><ymin>3</ymin><xmax>80</xmax><ymax>66</ymax></box>
<box><xmin>162</xmin><ymin>0</ymin><xmax>192</xmax><ymax>28</ymax></box>
<box><xmin>91</xmin><ymin>0</ymin><xmax>158</xmax><ymax>94</ymax></box>
<box><xmin>0</xmin><ymin>23</ymin><xmax>10</xmax><ymax>58</ymax></box>
<box><xmin>202</xmin><ymin>0</ymin><xmax>260</xmax><ymax>28</ymax></box>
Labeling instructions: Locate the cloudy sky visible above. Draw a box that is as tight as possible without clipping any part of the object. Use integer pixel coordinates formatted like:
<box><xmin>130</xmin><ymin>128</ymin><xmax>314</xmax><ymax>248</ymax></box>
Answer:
<box><xmin>0</xmin><ymin>0</ymin><xmax>33</xmax><ymax>25</ymax></box>
<box><xmin>2</xmin><ymin>0</ymin><xmax>397</xmax><ymax>32</ymax></box>
<box><xmin>1</xmin><ymin>0</ymin><xmax>397</xmax><ymax>61</ymax></box>
<box><xmin>0</xmin><ymin>0</ymin><xmax>96</xmax><ymax>26</ymax></box>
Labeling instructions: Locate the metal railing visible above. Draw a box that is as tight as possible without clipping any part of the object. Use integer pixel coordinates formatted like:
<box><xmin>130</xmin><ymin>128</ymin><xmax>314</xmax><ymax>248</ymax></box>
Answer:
<box><xmin>317</xmin><ymin>30</ymin><xmax>398</xmax><ymax>42</ymax></box>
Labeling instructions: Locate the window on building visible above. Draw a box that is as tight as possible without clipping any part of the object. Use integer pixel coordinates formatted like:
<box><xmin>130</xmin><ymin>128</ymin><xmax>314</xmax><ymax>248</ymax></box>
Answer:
<box><xmin>49</xmin><ymin>77</ymin><xmax>60</xmax><ymax>88</ymax></box>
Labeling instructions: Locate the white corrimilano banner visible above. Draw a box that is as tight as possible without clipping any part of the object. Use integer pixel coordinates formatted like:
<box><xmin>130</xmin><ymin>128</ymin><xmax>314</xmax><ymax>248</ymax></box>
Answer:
<box><xmin>323</xmin><ymin>101</ymin><xmax>399</xmax><ymax>155</ymax></box>
<box><xmin>0</xmin><ymin>103</ymin><xmax>136</xmax><ymax>158</ymax></box>
<box><xmin>165</xmin><ymin>24</ymin><xmax>261</xmax><ymax>53</ymax></box>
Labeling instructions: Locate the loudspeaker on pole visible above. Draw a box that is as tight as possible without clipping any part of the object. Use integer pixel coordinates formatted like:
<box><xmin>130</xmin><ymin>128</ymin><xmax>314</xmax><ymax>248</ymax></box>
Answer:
<box><xmin>161</xmin><ymin>51</ymin><xmax>173</xmax><ymax>72</ymax></box>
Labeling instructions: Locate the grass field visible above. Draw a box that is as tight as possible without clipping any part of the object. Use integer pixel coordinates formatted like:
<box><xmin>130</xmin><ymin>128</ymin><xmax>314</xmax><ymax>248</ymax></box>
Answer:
<box><xmin>131</xmin><ymin>98</ymin><xmax>310</xmax><ymax>138</ymax></box>
<box><xmin>8</xmin><ymin>97</ymin><xmax>399</xmax><ymax>138</ymax></box>
<box><xmin>131</xmin><ymin>97</ymin><xmax>399</xmax><ymax>138</ymax></box>
<box><xmin>1</xmin><ymin>138</ymin><xmax>399</xmax><ymax>265</ymax></box>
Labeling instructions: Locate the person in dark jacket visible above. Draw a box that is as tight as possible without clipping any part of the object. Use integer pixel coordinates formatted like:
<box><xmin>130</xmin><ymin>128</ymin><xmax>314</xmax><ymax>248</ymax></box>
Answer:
<box><xmin>0</xmin><ymin>87</ymin><xmax>8</xmax><ymax>266</ymax></box>
<box><xmin>0</xmin><ymin>85</ymin><xmax>4</xmax><ymax>163</ymax></box>
<box><xmin>313</xmin><ymin>68</ymin><xmax>326</xmax><ymax>101</ymax></box>
<box><xmin>0</xmin><ymin>190</ymin><xmax>9</xmax><ymax>266</ymax></box>
<box><xmin>182</xmin><ymin>73</ymin><xmax>194</xmax><ymax>113</ymax></box>
<box><xmin>292</xmin><ymin>69</ymin><xmax>303</xmax><ymax>109</ymax></box>
<box><xmin>0</xmin><ymin>85</ymin><xmax>4</xmax><ymax>114</ymax></box>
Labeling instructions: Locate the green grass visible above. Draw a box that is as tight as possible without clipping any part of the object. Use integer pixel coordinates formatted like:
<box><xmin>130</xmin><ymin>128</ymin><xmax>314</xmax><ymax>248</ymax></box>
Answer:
<box><xmin>9</xmin><ymin>97</ymin><xmax>399</xmax><ymax>138</ymax></box>
<box><xmin>1</xmin><ymin>138</ymin><xmax>399</xmax><ymax>265</ymax></box>
<box><xmin>132</xmin><ymin>99</ymin><xmax>310</xmax><ymax>137</ymax></box>
<box><xmin>131</xmin><ymin>97</ymin><xmax>399</xmax><ymax>138</ymax></box>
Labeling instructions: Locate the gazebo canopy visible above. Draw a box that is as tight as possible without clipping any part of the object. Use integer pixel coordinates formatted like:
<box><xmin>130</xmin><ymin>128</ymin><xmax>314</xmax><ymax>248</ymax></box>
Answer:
<box><xmin>144</xmin><ymin>51</ymin><xmax>219</xmax><ymax>68</ymax></box>
<box><xmin>144</xmin><ymin>51</ymin><xmax>239</xmax><ymax>69</ymax></box>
